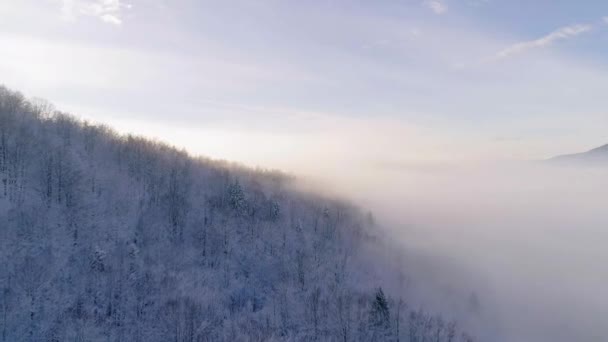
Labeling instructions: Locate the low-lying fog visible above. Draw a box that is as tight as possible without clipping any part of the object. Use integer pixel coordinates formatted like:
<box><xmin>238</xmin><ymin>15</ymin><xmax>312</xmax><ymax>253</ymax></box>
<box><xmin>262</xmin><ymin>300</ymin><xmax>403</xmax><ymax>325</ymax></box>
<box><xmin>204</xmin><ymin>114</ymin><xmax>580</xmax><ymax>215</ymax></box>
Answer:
<box><xmin>309</xmin><ymin>161</ymin><xmax>608</xmax><ymax>342</ymax></box>
<box><xmin>89</xmin><ymin>113</ymin><xmax>607</xmax><ymax>340</ymax></box>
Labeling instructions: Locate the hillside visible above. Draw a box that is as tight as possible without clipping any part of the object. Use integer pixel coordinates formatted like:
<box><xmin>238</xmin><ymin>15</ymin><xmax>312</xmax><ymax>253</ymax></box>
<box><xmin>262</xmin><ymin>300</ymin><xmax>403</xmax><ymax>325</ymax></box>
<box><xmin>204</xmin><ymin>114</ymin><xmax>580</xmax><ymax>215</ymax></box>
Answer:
<box><xmin>549</xmin><ymin>144</ymin><xmax>608</xmax><ymax>164</ymax></box>
<box><xmin>0</xmin><ymin>86</ymin><xmax>475</xmax><ymax>342</ymax></box>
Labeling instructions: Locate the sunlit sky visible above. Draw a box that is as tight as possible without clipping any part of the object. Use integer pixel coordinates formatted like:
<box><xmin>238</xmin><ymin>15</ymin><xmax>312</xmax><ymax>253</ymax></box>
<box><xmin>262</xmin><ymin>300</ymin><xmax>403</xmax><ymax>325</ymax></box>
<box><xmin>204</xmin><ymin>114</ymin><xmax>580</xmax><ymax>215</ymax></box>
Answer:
<box><xmin>2</xmin><ymin>0</ymin><xmax>608</xmax><ymax>171</ymax></box>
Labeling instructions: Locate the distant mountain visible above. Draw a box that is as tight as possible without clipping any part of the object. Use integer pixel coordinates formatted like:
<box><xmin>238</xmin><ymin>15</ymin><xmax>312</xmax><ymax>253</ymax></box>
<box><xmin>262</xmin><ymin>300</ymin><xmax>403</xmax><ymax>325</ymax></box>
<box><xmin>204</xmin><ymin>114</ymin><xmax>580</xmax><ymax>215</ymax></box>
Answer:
<box><xmin>0</xmin><ymin>86</ymin><xmax>476</xmax><ymax>342</ymax></box>
<box><xmin>549</xmin><ymin>144</ymin><xmax>608</xmax><ymax>164</ymax></box>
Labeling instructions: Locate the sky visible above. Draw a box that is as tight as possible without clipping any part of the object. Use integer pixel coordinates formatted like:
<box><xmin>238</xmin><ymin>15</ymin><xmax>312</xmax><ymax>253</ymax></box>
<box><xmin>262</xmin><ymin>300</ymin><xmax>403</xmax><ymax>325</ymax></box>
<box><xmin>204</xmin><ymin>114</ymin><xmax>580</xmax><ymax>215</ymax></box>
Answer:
<box><xmin>2</xmin><ymin>0</ymin><xmax>608</xmax><ymax>172</ymax></box>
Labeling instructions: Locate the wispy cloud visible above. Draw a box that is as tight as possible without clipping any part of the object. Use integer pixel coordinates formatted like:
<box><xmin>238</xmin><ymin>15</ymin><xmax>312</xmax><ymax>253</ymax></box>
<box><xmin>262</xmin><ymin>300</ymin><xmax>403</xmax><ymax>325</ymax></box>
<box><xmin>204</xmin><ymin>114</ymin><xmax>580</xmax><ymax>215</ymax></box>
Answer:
<box><xmin>495</xmin><ymin>24</ymin><xmax>592</xmax><ymax>59</ymax></box>
<box><xmin>59</xmin><ymin>0</ymin><xmax>130</xmax><ymax>26</ymax></box>
<box><xmin>99</xmin><ymin>13</ymin><xmax>122</xmax><ymax>25</ymax></box>
<box><xmin>603</xmin><ymin>16</ymin><xmax>608</xmax><ymax>24</ymax></box>
<box><xmin>423</xmin><ymin>0</ymin><xmax>448</xmax><ymax>15</ymax></box>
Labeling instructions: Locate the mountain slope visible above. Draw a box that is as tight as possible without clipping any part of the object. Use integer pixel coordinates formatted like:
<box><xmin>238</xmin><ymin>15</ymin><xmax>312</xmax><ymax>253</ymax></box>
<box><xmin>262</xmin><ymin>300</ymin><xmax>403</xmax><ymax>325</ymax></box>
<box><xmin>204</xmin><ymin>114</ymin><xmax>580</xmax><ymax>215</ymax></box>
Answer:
<box><xmin>0</xmin><ymin>86</ymin><xmax>475</xmax><ymax>342</ymax></box>
<box><xmin>549</xmin><ymin>144</ymin><xmax>608</xmax><ymax>164</ymax></box>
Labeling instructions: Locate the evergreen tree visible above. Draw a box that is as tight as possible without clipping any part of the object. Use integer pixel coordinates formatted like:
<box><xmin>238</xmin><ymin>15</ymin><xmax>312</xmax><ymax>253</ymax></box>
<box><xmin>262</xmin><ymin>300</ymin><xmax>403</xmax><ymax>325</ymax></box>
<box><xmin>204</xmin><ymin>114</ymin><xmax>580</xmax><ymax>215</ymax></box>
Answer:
<box><xmin>370</xmin><ymin>287</ymin><xmax>391</xmax><ymax>339</ymax></box>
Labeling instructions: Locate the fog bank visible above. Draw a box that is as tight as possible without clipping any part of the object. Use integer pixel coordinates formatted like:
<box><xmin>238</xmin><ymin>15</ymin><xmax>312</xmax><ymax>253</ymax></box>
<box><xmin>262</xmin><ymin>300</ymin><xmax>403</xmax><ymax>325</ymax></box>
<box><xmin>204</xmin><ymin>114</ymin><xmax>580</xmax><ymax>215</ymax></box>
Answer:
<box><xmin>307</xmin><ymin>161</ymin><xmax>608</xmax><ymax>342</ymax></box>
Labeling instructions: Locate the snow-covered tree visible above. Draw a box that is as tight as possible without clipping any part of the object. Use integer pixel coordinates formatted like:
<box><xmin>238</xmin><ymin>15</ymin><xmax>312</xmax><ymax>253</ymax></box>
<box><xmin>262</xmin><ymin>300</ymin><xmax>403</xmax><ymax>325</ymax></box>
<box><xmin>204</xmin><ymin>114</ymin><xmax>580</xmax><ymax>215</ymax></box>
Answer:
<box><xmin>0</xmin><ymin>85</ymin><xmax>477</xmax><ymax>342</ymax></box>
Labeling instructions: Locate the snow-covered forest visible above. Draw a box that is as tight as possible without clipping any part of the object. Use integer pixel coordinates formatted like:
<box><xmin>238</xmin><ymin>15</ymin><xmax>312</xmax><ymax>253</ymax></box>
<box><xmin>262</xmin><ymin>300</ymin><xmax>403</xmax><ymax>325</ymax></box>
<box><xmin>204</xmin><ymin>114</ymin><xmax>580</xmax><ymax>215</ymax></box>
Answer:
<box><xmin>0</xmin><ymin>86</ymin><xmax>476</xmax><ymax>341</ymax></box>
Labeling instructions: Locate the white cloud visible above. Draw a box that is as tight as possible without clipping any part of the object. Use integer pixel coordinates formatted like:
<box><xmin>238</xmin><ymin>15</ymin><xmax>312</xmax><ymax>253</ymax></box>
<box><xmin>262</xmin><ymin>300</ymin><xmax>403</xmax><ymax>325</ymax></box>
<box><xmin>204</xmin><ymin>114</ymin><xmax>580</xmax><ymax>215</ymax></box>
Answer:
<box><xmin>495</xmin><ymin>24</ymin><xmax>592</xmax><ymax>59</ymax></box>
<box><xmin>59</xmin><ymin>0</ymin><xmax>129</xmax><ymax>25</ymax></box>
<box><xmin>100</xmin><ymin>13</ymin><xmax>121</xmax><ymax>25</ymax></box>
<box><xmin>423</xmin><ymin>0</ymin><xmax>448</xmax><ymax>15</ymax></box>
<box><xmin>603</xmin><ymin>16</ymin><xmax>608</xmax><ymax>24</ymax></box>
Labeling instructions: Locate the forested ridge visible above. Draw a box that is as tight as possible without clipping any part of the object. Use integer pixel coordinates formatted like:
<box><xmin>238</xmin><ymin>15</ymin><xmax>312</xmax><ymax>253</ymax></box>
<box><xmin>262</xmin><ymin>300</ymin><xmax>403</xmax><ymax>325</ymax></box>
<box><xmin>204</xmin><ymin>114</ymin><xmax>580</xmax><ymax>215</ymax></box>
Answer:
<box><xmin>0</xmin><ymin>86</ymin><xmax>475</xmax><ymax>342</ymax></box>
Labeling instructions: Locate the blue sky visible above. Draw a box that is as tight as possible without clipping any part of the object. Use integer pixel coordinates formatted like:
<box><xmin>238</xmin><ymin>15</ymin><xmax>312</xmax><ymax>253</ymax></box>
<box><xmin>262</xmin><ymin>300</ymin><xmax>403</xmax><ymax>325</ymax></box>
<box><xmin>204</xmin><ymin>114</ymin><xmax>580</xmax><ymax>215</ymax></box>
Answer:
<box><xmin>1</xmin><ymin>0</ymin><xmax>608</xmax><ymax>171</ymax></box>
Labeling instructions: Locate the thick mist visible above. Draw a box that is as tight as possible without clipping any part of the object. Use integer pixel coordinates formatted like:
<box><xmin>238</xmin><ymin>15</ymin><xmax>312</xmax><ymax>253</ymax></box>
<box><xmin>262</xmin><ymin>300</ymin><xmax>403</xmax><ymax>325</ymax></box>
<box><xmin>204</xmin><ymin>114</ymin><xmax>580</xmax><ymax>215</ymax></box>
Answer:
<box><xmin>302</xmin><ymin>161</ymin><xmax>608</xmax><ymax>342</ymax></box>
